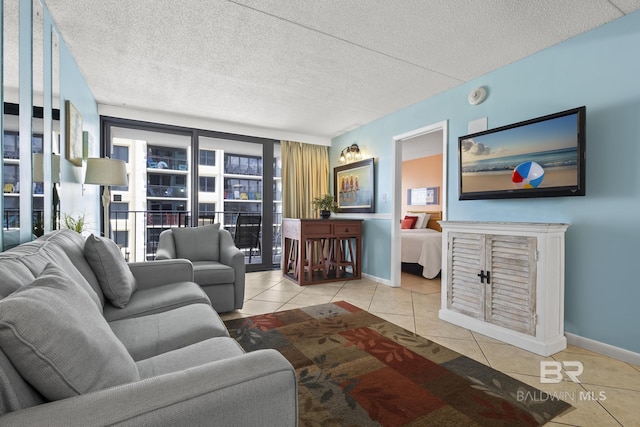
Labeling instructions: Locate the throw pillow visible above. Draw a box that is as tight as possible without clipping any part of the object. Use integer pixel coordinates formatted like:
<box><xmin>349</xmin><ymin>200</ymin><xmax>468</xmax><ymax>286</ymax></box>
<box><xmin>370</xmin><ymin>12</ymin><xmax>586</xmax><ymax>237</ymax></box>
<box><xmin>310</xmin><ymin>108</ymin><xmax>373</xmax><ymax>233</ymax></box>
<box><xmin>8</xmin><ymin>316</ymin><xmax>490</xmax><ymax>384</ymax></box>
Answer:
<box><xmin>0</xmin><ymin>264</ymin><xmax>139</xmax><ymax>401</ymax></box>
<box><xmin>401</xmin><ymin>216</ymin><xmax>418</xmax><ymax>229</ymax></box>
<box><xmin>84</xmin><ymin>234</ymin><xmax>137</xmax><ymax>308</ymax></box>
<box><xmin>403</xmin><ymin>215</ymin><xmax>419</xmax><ymax>229</ymax></box>
<box><xmin>172</xmin><ymin>223</ymin><xmax>220</xmax><ymax>262</ymax></box>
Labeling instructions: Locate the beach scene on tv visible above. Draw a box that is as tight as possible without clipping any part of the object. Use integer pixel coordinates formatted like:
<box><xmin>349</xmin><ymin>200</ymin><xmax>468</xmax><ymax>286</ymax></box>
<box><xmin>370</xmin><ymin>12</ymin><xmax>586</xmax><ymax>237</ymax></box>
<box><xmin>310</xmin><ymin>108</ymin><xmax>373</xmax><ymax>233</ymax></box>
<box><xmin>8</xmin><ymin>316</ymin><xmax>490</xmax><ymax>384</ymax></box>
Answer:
<box><xmin>460</xmin><ymin>113</ymin><xmax>580</xmax><ymax>193</ymax></box>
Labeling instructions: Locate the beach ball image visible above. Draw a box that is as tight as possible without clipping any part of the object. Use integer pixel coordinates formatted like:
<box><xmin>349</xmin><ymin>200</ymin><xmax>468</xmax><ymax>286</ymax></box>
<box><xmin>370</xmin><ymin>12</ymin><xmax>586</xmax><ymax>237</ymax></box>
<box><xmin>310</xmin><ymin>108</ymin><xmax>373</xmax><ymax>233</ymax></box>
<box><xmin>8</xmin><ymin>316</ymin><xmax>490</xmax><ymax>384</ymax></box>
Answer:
<box><xmin>512</xmin><ymin>161</ymin><xmax>545</xmax><ymax>189</ymax></box>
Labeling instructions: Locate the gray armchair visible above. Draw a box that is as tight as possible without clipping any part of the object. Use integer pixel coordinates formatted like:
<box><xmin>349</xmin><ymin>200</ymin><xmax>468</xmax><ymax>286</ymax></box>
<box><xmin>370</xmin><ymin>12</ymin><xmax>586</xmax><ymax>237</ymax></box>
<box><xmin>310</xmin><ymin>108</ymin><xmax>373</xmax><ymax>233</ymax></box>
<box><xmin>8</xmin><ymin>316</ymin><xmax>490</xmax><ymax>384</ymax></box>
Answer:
<box><xmin>155</xmin><ymin>224</ymin><xmax>245</xmax><ymax>312</ymax></box>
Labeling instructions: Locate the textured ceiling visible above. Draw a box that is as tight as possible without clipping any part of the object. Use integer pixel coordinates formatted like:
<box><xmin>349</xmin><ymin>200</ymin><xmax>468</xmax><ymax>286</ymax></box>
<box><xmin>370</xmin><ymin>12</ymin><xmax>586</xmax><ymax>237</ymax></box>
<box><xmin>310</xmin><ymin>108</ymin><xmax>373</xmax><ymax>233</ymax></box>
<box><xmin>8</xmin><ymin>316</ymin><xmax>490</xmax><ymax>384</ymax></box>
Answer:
<box><xmin>40</xmin><ymin>0</ymin><xmax>640</xmax><ymax>138</ymax></box>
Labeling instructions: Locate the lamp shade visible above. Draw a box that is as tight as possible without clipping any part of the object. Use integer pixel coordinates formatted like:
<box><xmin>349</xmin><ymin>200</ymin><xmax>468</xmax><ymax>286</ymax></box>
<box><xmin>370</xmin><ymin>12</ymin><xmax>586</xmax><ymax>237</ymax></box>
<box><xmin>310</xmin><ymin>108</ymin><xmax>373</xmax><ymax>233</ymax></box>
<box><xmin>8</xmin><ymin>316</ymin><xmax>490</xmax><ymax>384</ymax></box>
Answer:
<box><xmin>32</xmin><ymin>153</ymin><xmax>61</xmax><ymax>183</ymax></box>
<box><xmin>84</xmin><ymin>158</ymin><xmax>128</xmax><ymax>186</ymax></box>
<box><xmin>33</xmin><ymin>153</ymin><xmax>44</xmax><ymax>183</ymax></box>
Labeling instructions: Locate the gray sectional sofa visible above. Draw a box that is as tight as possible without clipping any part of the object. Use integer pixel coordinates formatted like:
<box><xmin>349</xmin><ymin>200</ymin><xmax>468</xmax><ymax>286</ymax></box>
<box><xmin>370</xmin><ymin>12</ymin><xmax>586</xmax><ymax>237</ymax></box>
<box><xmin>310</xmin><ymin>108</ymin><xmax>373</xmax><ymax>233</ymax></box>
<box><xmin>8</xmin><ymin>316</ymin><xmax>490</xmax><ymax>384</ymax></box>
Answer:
<box><xmin>0</xmin><ymin>229</ymin><xmax>297</xmax><ymax>426</ymax></box>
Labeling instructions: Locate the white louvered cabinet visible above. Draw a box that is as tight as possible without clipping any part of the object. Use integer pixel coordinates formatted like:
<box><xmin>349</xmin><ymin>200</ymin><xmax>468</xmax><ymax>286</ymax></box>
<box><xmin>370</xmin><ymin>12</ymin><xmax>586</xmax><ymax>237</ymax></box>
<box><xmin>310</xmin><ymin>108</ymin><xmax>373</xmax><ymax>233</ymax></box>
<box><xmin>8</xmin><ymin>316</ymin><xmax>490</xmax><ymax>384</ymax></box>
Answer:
<box><xmin>439</xmin><ymin>221</ymin><xmax>569</xmax><ymax>356</ymax></box>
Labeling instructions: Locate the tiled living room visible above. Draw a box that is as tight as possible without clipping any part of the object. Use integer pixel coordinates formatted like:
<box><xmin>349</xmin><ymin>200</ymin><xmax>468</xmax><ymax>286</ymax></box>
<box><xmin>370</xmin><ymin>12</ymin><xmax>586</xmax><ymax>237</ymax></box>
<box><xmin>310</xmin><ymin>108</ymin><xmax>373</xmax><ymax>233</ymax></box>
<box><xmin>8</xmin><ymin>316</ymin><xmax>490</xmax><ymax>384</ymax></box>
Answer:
<box><xmin>3</xmin><ymin>1</ymin><xmax>640</xmax><ymax>426</ymax></box>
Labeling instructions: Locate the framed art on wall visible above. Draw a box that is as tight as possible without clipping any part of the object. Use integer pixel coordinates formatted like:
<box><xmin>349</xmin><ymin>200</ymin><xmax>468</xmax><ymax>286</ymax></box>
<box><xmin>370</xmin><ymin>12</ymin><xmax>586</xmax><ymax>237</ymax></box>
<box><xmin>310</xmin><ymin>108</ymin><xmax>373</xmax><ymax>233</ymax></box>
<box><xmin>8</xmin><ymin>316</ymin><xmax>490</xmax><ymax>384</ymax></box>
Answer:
<box><xmin>408</xmin><ymin>186</ymin><xmax>439</xmax><ymax>205</ymax></box>
<box><xmin>65</xmin><ymin>100</ymin><xmax>83</xmax><ymax>166</ymax></box>
<box><xmin>334</xmin><ymin>158</ymin><xmax>375</xmax><ymax>213</ymax></box>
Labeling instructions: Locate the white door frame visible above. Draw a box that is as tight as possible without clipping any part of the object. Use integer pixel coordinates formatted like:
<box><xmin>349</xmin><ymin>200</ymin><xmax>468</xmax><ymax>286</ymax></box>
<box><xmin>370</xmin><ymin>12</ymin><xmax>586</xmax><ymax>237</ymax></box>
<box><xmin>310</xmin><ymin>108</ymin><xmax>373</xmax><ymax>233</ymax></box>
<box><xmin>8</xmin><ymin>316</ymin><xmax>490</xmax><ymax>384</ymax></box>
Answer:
<box><xmin>390</xmin><ymin>120</ymin><xmax>448</xmax><ymax>287</ymax></box>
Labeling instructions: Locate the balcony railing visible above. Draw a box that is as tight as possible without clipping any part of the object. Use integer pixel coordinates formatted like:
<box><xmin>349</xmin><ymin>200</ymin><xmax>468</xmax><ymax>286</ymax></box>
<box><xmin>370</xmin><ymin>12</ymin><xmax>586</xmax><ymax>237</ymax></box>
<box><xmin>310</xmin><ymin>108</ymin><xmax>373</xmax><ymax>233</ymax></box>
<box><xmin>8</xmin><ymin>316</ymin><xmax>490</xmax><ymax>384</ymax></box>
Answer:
<box><xmin>110</xmin><ymin>210</ymin><xmax>282</xmax><ymax>264</ymax></box>
<box><xmin>3</xmin><ymin>209</ymin><xmax>45</xmax><ymax>232</ymax></box>
<box><xmin>2</xmin><ymin>209</ymin><xmax>282</xmax><ymax>267</ymax></box>
<box><xmin>146</xmin><ymin>184</ymin><xmax>188</xmax><ymax>198</ymax></box>
<box><xmin>147</xmin><ymin>155</ymin><xmax>188</xmax><ymax>171</ymax></box>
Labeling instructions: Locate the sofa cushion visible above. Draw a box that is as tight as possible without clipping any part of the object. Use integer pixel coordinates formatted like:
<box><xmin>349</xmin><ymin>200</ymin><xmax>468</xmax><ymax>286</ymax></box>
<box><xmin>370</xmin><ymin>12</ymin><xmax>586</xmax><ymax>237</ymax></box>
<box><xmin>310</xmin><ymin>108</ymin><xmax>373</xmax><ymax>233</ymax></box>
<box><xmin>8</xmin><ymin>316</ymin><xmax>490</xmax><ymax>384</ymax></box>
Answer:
<box><xmin>0</xmin><ymin>264</ymin><xmax>140</xmax><ymax>401</ymax></box>
<box><xmin>0</xmin><ymin>348</ymin><xmax>45</xmax><ymax>415</ymax></box>
<box><xmin>102</xmin><ymin>281</ymin><xmax>211</xmax><ymax>322</ymax></box>
<box><xmin>7</xmin><ymin>239</ymin><xmax>103</xmax><ymax>312</ymax></box>
<box><xmin>40</xmin><ymin>229</ymin><xmax>105</xmax><ymax>306</ymax></box>
<box><xmin>109</xmin><ymin>303</ymin><xmax>229</xmax><ymax>361</ymax></box>
<box><xmin>38</xmin><ymin>241</ymin><xmax>104</xmax><ymax>311</ymax></box>
<box><xmin>84</xmin><ymin>234</ymin><xmax>137</xmax><ymax>308</ymax></box>
<box><xmin>0</xmin><ymin>257</ymin><xmax>35</xmax><ymax>300</ymax></box>
<box><xmin>192</xmin><ymin>261</ymin><xmax>235</xmax><ymax>285</ymax></box>
<box><xmin>172</xmin><ymin>223</ymin><xmax>220</xmax><ymax>262</ymax></box>
<box><xmin>136</xmin><ymin>337</ymin><xmax>245</xmax><ymax>379</ymax></box>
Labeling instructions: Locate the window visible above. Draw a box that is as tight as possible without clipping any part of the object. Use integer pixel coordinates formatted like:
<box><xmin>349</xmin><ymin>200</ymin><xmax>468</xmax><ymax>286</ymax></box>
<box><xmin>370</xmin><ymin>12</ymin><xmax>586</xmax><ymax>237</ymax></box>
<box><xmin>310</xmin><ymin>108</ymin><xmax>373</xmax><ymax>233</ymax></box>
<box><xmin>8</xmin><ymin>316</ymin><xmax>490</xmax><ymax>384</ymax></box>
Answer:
<box><xmin>112</xmin><ymin>146</ymin><xmax>129</xmax><ymax>162</ymax></box>
<box><xmin>3</xmin><ymin>164</ymin><xmax>19</xmax><ymax>187</ymax></box>
<box><xmin>199</xmin><ymin>149</ymin><xmax>215</xmax><ymax>166</ymax></box>
<box><xmin>113</xmin><ymin>231</ymin><xmax>129</xmax><ymax>248</ymax></box>
<box><xmin>110</xmin><ymin>202</ymin><xmax>129</xmax><ymax>220</ymax></box>
<box><xmin>148</xmin><ymin>145</ymin><xmax>187</xmax><ymax>171</ymax></box>
<box><xmin>199</xmin><ymin>203</ymin><xmax>216</xmax><ymax>215</ymax></box>
<box><xmin>147</xmin><ymin>200</ymin><xmax>188</xmax><ymax>227</ymax></box>
<box><xmin>198</xmin><ymin>203</ymin><xmax>217</xmax><ymax>223</ymax></box>
<box><xmin>199</xmin><ymin>176</ymin><xmax>215</xmax><ymax>192</ymax></box>
<box><xmin>149</xmin><ymin>200</ymin><xmax>186</xmax><ymax>212</ymax></box>
<box><xmin>147</xmin><ymin>174</ymin><xmax>187</xmax><ymax>198</ymax></box>
<box><xmin>224</xmin><ymin>154</ymin><xmax>262</xmax><ymax>176</ymax></box>
<box><xmin>104</xmin><ymin>118</ymin><xmax>279</xmax><ymax>268</ymax></box>
<box><xmin>224</xmin><ymin>178</ymin><xmax>261</xmax><ymax>200</ymax></box>
<box><xmin>3</xmin><ymin>197</ymin><xmax>19</xmax><ymax>228</ymax></box>
<box><xmin>3</xmin><ymin>133</ymin><xmax>18</xmax><ymax>159</ymax></box>
<box><xmin>32</xmin><ymin>135</ymin><xmax>43</xmax><ymax>154</ymax></box>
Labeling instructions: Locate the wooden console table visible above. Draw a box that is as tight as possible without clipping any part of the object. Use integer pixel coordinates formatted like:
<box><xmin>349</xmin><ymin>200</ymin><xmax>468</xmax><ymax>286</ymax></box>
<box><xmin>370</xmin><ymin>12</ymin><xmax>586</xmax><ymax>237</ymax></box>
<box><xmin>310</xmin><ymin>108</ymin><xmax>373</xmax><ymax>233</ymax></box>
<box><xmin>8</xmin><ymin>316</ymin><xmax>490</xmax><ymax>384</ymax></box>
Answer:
<box><xmin>282</xmin><ymin>218</ymin><xmax>363</xmax><ymax>285</ymax></box>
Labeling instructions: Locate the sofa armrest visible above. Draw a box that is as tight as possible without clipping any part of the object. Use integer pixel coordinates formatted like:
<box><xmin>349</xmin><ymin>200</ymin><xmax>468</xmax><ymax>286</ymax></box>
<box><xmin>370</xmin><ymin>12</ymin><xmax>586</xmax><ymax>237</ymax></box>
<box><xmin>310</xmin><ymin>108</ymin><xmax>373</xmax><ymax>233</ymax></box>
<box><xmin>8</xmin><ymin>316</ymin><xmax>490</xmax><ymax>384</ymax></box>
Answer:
<box><xmin>0</xmin><ymin>349</ymin><xmax>297</xmax><ymax>427</ymax></box>
<box><xmin>219</xmin><ymin>228</ymin><xmax>244</xmax><ymax>268</ymax></box>
<box><xmin>155</xmin><ymin>230</ymin><xmax>176</xmax><ymax>260</ymax></box>
<box><xmin>219</xmin><ymin>229</ymin><xmax>246</xmax><ymax>305</ymax></box>
<box><xmin>128</xmin><ymin>259</ymin><xmax>194</xmax><ymax>290</ymax></box>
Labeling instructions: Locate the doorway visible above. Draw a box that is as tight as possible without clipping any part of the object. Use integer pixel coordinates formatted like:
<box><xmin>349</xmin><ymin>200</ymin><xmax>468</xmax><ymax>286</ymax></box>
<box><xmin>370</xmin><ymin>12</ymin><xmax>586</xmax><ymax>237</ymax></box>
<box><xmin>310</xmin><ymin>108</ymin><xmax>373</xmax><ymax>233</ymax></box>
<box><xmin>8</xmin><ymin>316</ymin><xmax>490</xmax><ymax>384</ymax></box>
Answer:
<box><xmin>390</xmin><ymin>121</ymin><xmax>448</xmax><ymax>288</ymax></box>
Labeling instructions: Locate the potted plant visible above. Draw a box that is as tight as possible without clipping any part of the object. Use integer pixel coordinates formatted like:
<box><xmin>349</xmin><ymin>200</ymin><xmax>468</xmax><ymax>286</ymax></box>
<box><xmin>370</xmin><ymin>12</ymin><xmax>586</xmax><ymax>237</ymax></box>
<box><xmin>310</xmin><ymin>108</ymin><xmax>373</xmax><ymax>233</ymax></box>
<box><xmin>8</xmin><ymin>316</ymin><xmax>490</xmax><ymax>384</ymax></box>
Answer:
<box><xmin>62</xmin><ymin>213</ymin><xmax>87</xmax><ymax>234</ymax></box>
<box><xmin>312</xmin><ymin>194</ymin><xmax>337</xmax><ymax>219</ymax></box>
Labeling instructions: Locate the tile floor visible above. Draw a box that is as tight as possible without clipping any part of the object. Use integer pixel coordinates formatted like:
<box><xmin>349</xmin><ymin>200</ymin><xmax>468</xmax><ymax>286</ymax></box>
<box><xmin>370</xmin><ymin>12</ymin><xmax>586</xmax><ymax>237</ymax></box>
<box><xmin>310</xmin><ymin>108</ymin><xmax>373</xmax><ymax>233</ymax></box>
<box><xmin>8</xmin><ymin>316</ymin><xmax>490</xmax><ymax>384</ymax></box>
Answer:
<box><xmin>220</xmin><ymin>270</ymin><xmax>640</xmax><ymax>427</ymax></box>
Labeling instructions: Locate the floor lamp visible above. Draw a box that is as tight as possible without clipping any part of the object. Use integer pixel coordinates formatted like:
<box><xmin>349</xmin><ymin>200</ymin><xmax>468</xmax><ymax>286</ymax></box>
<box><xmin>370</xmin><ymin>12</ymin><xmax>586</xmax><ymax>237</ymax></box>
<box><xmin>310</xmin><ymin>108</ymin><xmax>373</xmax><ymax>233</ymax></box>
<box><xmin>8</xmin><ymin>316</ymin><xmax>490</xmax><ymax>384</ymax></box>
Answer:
<box><xmin>32</xmin><ymin>153</ymin><xmax>61</xmax><ymax>232</ymax></box>
<box><xmin>84</xmin><ymin>158</ymin><xmax>128</xmax><ymax>238</ymax></box>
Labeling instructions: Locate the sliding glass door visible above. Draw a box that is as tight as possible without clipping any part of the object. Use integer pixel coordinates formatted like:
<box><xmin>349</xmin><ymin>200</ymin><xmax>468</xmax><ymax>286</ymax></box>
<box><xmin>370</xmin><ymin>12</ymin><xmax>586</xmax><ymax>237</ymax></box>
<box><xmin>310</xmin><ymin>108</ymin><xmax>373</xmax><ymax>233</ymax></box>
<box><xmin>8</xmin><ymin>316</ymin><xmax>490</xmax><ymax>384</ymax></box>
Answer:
<box><xmin>102</xmin><ymin>117</ymin><xmax>281</xmax><ymax>270</ymax></box>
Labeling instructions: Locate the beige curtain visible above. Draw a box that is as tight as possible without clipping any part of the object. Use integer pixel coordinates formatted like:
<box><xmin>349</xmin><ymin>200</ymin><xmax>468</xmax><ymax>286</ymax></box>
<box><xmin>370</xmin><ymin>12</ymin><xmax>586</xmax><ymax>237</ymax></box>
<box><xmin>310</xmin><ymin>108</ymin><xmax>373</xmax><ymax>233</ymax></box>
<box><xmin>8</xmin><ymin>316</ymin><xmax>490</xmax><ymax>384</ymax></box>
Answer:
<box><xmin>281</xmin><ymin>140</ymin><xmax>329</xmax><ymax>218</ymax></box>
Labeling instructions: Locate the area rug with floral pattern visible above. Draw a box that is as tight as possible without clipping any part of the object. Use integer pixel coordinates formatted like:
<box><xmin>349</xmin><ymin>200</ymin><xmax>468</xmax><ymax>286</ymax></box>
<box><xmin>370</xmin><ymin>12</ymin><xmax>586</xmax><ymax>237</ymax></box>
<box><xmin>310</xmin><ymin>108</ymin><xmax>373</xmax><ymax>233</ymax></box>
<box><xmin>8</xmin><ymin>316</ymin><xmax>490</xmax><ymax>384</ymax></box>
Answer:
<box><xmin>224</xmin><ymin>301</ymin><xmax>572</xmax><ymax>426</ymax></box>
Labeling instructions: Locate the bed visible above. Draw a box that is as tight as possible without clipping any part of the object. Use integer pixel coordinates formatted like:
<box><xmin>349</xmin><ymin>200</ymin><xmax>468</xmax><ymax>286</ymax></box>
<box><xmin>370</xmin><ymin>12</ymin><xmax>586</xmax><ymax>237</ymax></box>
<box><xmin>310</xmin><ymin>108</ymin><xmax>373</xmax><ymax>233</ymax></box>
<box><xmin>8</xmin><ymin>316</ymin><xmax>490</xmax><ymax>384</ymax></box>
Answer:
<box><xmin>401</xmin><ymin>211</ymin><xmax>442</xmax><ymax>279</ymax></box>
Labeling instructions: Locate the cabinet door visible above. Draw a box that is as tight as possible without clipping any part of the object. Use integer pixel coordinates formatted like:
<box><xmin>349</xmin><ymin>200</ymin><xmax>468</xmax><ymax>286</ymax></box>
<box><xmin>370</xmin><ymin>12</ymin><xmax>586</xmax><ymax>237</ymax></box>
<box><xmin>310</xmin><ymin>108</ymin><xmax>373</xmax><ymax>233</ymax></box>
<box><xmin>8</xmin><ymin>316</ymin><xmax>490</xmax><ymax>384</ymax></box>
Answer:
<box><xmin>447</xmin><ymin>232</ymin><xmax>485</xmax><ymax>319</ymax></box>
<box><xmin>485</xmin><ymin>235</ymin><xmax>537</xmax><ymax>335</ymax></box>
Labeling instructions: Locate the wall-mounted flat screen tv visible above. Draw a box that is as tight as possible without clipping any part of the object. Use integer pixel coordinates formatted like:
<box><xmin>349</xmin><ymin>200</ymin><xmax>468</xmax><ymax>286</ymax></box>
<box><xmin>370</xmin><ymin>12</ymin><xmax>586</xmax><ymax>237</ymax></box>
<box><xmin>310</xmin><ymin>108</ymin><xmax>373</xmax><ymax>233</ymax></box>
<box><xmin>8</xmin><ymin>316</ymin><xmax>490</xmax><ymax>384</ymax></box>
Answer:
<box><xmin>458</xmin><ymin>106</ymin><xmax>586</xmax><ymax>200</ymax></box>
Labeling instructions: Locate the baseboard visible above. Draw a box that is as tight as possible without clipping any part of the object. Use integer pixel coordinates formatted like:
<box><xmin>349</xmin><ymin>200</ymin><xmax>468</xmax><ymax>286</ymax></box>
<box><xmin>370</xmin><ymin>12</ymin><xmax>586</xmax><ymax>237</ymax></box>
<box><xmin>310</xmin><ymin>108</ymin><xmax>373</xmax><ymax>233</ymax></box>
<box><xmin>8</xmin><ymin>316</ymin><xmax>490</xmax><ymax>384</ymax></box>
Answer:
<box><xmin>565</xmin><ymin>332</ymin><xmax>640</xmax><ymax>365</ymax></box>
<box><xmin>361</xmin><ymin>272</ymin><xmax>396</xmax><ymax>287</ymax></box>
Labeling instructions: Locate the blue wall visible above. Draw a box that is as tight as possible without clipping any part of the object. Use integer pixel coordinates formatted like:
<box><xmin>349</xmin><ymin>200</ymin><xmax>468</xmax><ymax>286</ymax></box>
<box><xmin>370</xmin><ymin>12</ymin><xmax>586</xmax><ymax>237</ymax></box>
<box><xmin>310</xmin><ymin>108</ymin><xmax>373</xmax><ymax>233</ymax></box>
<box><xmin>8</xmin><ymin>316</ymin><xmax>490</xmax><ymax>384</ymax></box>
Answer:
<box><xmin>332</xmin><ymin>11</ymin><xmax>640</xmax><ymax>354</ymax></box>
<box><xmin>57</xmin><ymin>23</ymin><xmax>101</xmax><ymax>228</ymax></box>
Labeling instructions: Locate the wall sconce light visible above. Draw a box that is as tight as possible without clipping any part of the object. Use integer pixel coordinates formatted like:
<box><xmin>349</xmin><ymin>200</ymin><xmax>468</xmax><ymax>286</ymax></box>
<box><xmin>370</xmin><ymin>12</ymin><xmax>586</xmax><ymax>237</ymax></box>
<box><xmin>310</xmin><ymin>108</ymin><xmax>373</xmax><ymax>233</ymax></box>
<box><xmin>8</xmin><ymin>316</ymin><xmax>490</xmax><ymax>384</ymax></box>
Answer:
<box><xmin>339</xmin><ymin>143</ymin><xmax>363</xmax><ymax>164</ymax></box>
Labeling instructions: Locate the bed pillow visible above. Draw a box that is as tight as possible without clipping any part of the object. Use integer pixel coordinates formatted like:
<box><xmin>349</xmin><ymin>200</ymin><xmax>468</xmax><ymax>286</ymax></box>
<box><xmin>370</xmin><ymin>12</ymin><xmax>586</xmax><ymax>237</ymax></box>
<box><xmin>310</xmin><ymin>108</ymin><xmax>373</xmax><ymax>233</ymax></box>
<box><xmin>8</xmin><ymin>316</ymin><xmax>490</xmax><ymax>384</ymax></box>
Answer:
<box><xmin>411</xmin><ymin>213</ymin><xmax>431</xmax><ymax>229</ymax></box>
<box><xmin>84</xmin><ymin>234</ymin><xmax>137</xmax><ymax>308</ymax></box>
<box><xmin>0</xmin><ymin>264</ymin><xmax>139</xmax><ymax>401</ymax></box>
<box><xmin>402</xmin><ymin>215</ymin><xmax>418</xmax><ymax>229</ymax></box>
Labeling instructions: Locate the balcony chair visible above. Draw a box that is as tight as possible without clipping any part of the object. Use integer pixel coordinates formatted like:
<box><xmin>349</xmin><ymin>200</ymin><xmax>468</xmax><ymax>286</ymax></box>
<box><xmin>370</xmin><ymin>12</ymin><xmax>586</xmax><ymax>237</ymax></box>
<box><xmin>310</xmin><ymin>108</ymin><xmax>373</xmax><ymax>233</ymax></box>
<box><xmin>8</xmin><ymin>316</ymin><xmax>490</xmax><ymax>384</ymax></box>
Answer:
<box><xmin>155</xmin><ymin>223</ymin><xmax>245</xmax><ymax>313</ymax></box>
<box><xmin>233</xmin><ymin>213</ymin><xmax>261</xmax><ymax>262</ymax></box>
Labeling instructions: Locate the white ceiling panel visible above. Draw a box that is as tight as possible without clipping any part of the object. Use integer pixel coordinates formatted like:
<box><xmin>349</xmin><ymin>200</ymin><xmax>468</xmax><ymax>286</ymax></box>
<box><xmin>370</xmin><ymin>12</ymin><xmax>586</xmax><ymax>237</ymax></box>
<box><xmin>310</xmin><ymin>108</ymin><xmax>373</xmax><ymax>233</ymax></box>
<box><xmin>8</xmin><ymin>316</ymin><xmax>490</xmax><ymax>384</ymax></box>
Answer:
<box><xmin>41</xmin><ymin>0</ymin><xmax>640</xmax><ymax>138</ymax></box>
